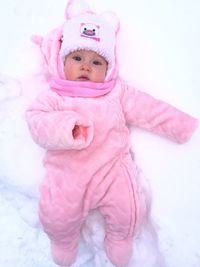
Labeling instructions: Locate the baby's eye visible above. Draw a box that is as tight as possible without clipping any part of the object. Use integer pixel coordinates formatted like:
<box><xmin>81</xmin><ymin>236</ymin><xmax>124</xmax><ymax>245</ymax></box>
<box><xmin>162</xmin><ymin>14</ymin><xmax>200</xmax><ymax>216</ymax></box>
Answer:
<box><xmin>93</xmin><ymin>60</ymin><xmax>102</xmax><ymax>66</ymax></box>
<box><xmin>72</xmin><ymin>56</ymin><xmax>82</xmax><ymax>61</ymax></box>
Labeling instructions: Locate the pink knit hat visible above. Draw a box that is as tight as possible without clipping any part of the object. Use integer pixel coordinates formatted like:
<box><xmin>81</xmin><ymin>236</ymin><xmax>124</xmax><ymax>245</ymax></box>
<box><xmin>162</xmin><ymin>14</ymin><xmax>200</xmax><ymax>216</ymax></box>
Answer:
<box><xmin>60</xmin><ymin>0</ymin><xmax>120</xmax><ymax>80</ymax></box>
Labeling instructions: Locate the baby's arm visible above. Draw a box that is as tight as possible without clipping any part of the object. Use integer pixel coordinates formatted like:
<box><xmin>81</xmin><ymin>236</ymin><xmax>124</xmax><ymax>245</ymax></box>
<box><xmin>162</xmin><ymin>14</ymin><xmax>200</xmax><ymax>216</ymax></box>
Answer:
<box><xmin>26</xmin><ymin>91</ymin><xmax>94</xmax><ymax>150</ymax></box>
<box><xmin>121</xmin><ymin>83</ymin><xmax>198</xmax><ymax>143</ymax></box>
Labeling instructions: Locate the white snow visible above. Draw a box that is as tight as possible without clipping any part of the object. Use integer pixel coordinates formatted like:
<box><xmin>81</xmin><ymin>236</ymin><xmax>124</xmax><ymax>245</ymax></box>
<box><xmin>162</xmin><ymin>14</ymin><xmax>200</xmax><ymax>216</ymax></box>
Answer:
<box><xmin>0</xmin><ymin>1</ymin><xmax>200</xmax><ymax>267</ymax></box>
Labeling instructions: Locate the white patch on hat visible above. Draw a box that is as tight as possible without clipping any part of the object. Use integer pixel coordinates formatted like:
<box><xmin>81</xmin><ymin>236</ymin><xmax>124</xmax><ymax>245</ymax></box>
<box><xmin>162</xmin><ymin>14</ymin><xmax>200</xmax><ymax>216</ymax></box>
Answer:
<box><xmin>80</xmin><ymin>23</ymin><xmax>100</xmax><ymax>41</ymax></box>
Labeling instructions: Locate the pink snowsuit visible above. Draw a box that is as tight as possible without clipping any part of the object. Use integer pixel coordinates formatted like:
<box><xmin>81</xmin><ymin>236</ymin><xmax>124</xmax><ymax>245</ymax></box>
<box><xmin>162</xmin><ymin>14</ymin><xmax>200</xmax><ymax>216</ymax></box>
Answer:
<box><xmin>26</xmin><ymin>17</ymin><xmax>199</xmax><ymax>266</ymax></box>
<box><xmin>26</xmin><ymin>78</ymin><xmax>198</xmax><ymax>267</ymax></box>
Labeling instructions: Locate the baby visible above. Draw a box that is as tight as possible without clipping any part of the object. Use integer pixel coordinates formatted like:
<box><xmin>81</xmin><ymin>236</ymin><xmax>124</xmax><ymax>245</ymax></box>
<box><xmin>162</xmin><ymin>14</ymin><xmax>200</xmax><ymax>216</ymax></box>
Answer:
<box><xmin>26</xmin><ymin>1</ymin><xmax>198</xmax><ymax>266</ymax></box>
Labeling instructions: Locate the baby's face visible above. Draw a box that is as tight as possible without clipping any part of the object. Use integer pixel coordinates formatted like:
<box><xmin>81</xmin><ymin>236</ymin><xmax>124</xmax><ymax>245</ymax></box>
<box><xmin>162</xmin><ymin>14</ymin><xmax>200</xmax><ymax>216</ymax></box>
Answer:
<box><xmin>64</xmin><ymin>50</ymin><xmax>108</xmax><ymax>82</ymax></box>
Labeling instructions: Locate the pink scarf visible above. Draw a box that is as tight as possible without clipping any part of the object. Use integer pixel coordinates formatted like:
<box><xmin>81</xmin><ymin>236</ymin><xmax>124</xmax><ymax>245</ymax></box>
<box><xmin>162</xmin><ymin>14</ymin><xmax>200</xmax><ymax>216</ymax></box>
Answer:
<box><xmin>50</xmin><ymin>76</ymin><xmax>116</xmax><ymax>97</ymax></box>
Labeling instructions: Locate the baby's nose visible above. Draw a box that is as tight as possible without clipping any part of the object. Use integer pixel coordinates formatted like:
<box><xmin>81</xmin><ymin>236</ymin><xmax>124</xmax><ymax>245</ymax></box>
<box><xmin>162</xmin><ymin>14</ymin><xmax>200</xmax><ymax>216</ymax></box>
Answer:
<box><xmin>81</xmin><ymin>62</ymin><xmax>91</xmax><ymax>71</ymax></box>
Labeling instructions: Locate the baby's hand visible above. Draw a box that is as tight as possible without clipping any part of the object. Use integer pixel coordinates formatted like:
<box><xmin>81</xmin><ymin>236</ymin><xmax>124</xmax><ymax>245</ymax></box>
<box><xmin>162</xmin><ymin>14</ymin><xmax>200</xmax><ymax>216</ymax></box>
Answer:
<box><xmin>72</xmin><ymin>125</ymin><xmax>88</xmax><ymax>141</ymax></box>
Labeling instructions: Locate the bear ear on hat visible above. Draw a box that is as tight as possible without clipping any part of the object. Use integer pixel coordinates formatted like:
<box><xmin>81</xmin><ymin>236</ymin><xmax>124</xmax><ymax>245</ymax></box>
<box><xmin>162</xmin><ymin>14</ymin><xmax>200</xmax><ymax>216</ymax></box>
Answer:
<box><xmin>100</xmin><ymin>11</ymin><xmax>120</xmax><ymax>35</ymax></box>
<box><xmin>65</xmin><ymin>0</ymin><xmax>91</xmax><ymax>19</ymax></box>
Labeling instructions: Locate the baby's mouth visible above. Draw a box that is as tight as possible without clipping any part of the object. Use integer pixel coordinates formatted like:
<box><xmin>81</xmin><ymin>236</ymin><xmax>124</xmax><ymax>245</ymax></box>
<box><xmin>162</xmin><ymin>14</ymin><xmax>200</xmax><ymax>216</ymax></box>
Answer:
<box><xmin>78</xmin><ymin>76</ymin><xmax>90</xmax><ymax>81</ymax></box>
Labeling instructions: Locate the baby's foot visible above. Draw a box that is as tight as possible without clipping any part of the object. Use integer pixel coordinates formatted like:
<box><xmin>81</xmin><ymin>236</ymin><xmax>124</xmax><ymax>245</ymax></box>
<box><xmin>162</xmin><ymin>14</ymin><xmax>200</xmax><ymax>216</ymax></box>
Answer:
<box><xmin>104</xmin><ymin>237</ymin><xmax>132</xmax><ymax>267</ymax></box>
<box><xmin>51</xmin><ymin>241</ymin><xmax>78</xmax><ymax>266</ymax></box>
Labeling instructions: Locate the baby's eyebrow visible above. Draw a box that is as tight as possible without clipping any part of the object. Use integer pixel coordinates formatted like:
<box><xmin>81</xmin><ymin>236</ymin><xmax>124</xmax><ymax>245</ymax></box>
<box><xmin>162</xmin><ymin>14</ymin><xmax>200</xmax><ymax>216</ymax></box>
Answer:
<box><xmin>94</xmin><ymin>56</ymin><xmax>103</xmax><ymax>60</ymax></box>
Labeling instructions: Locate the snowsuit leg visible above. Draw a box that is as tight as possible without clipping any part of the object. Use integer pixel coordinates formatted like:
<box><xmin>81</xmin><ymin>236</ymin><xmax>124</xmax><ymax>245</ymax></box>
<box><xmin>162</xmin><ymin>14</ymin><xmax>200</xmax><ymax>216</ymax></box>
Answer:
<box><xmin>97</xmin><ymin>156</ymin><xmax>144</xmax><ymax>267</ymax></box>
<box><xmin>39</xmin><ymin>167</ymin><xmax>86</xmax><ymax>266</ymax></box>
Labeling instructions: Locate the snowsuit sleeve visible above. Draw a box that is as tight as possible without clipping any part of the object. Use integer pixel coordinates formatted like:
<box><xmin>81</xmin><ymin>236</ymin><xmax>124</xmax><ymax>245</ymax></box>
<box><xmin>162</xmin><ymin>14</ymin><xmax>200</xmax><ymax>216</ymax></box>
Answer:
<box><xmin>26</xmin><ymin>90</ymin><xmax>94</xmax><ymax>150</ymax></box>
<box><xmin>121</xmin><ymin>83</ymin><xmax>199</xmax><ymax>143</ymax></box>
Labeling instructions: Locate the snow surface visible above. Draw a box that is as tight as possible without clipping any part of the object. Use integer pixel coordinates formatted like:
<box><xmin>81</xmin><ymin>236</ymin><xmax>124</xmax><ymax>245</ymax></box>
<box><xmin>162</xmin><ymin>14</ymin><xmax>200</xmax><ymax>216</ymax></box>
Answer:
<box><xmin>0</xmin><ymin>1</ymin><xmax>200</xmax><ymax>267</ymax></box>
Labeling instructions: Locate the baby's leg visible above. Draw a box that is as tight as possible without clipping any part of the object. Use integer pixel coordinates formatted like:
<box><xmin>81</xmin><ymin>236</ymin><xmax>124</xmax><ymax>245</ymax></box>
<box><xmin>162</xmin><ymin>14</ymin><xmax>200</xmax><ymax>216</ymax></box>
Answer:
<box><xmin>99</xmin><ymin>161</ymin><xmax>141</xmax><ymax>267</ymax></box>
<box><xmin>39</xmin><ymin>169</ymin><xmax>85</xmax><ymax>266</ymax></box>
